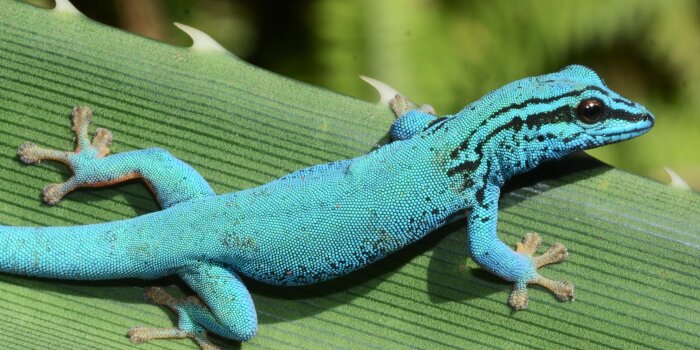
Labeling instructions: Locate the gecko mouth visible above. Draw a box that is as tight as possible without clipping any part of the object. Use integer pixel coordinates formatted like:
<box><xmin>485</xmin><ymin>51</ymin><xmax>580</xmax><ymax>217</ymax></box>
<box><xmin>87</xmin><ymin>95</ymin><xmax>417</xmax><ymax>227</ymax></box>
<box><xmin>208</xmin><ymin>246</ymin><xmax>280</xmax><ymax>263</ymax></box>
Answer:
<box><xmin>588</xmin><ymin>115</ymin><xmax>655</xmax><ymax>140</ymax></box>
<box><xmin>599</xmin><ymin>128</ymin><xmax>651</xmax><ymax>142</ymax></box>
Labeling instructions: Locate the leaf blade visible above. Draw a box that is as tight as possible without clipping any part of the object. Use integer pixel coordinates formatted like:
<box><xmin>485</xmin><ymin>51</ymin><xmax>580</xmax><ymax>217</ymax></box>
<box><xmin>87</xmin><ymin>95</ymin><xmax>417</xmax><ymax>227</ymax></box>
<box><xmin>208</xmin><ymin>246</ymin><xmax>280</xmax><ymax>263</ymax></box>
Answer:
<box><xmin>0</xmin><ymin>2</ymin><xmax>698</xmax><ymax>349</ymax></box>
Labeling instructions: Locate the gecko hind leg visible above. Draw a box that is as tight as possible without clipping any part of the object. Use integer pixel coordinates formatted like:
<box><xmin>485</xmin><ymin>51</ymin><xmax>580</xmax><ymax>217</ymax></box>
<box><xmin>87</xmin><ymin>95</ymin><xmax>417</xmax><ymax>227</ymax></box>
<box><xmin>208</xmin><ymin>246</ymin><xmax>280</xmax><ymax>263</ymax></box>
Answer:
<box><xmin>129</xmin><ymin>287</ymin><xmax>220</xmax><ymax>350</ymax></box>
<box><xmin>17</xmin><ymin>106</ymin><xmax>214</xmax><ymax>208</ymax></box>
<box><xmin>509</xmin><ymin>233</ymin><xmax>574</xmax><ymax>309</ymax></box>
<box><xmin>130</xmin><ymin>265</ymin><xmax>257</xmax><ymax>349</ymax></box>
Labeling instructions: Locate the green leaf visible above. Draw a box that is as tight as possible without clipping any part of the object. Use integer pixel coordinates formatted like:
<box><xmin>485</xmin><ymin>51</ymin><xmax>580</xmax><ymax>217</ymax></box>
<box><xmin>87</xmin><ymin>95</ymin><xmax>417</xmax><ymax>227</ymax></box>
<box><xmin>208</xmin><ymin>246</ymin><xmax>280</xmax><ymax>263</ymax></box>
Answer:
<box><xmin>0</xmin><ymin>1</ymin><xmax>698</xmax><ymax>349</ymax></box>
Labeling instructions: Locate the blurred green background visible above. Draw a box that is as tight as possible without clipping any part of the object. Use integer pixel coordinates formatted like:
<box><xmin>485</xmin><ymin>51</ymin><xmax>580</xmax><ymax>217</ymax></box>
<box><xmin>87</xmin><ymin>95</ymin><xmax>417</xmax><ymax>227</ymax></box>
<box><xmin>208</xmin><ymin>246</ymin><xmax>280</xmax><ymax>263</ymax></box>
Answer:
<box><xmin>27</xmin><ymin>0</ymin><xmax>700</xmax><ymax>189</ymax></box>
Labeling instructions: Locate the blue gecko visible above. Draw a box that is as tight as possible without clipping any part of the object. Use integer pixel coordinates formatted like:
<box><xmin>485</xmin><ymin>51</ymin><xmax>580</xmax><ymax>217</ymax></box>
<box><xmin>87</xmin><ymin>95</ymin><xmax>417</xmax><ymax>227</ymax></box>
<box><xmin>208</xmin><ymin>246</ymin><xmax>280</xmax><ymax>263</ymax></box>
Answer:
<box><xmin>3</xmin><ymin>65</ymin><xmax>653</xmax><ymax>349</ymax></box>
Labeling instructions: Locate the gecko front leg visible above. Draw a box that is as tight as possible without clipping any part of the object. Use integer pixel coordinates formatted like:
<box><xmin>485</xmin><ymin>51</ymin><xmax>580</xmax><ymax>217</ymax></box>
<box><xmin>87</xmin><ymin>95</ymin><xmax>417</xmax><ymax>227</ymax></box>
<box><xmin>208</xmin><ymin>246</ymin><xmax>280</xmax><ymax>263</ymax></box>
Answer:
<box><xmin>467</xmin><ymin>185</ymin><xmax>574</xmax><ymax>309</ymax></box>
<box><xmin>17</xmin><ymin>107</ymin><xmax>215</xmax><ymax>208</ymax></box>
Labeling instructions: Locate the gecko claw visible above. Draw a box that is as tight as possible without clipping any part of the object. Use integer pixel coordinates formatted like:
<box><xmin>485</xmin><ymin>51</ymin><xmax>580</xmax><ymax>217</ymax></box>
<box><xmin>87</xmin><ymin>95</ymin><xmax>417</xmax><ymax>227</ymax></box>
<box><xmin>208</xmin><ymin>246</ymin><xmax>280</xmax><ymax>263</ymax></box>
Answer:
<box><xmin>70</xmin><ymin>106</ymin><xmax>113</xmax><ymax>157</ymax></box>
<box><xmin>509</xmin><ymin>233</ymin><xmax>574</xmax><ymax>309</ymax></box>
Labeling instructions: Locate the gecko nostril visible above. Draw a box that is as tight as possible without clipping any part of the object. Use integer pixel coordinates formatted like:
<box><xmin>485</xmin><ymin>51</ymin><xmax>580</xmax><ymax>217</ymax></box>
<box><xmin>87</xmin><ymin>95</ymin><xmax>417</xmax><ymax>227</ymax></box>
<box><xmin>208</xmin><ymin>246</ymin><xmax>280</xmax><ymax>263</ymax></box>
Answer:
<box><xmin>642</xmin><ymin>114</ymin><xmax>655</xmax><ymax>126</ymax></box>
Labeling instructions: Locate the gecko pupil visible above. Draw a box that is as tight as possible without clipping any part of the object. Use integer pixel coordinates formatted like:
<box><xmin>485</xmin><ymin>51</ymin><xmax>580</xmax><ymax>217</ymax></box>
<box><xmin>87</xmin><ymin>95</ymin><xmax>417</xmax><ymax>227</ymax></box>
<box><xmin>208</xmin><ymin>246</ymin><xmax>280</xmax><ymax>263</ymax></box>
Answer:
<box><xmin>577</xmin><ymin>99</ymin><xmax>604</xmax><ymax>124</ymax></box>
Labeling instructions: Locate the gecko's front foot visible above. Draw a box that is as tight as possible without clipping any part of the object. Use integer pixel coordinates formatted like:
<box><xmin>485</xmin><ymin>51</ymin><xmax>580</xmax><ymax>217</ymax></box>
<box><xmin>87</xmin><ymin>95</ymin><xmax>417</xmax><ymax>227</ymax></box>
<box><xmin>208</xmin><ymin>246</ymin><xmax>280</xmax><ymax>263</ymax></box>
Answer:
<box><xmin>17</xmin><ymin>106</ymin><xmax>115</xmax><ymax>205</ymax></box>
<box><xmin>389</xmin><ymin>94</ymin><xmax>436</xmax><ymax>117</ymax></box>
<box><xmin>509</xmin><ymin>233</ymin><xmax>574</xmax><ymax>310</ymax></box>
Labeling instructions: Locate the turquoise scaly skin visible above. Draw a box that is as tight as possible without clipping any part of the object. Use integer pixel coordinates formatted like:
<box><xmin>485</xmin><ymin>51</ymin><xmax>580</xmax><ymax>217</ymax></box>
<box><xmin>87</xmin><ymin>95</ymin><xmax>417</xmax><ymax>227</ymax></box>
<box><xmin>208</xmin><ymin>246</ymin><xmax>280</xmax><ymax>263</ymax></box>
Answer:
<box><xmin>2</xmin><ymin>65</ymin><xmax>653</xmax><ymax>348</ymax></box>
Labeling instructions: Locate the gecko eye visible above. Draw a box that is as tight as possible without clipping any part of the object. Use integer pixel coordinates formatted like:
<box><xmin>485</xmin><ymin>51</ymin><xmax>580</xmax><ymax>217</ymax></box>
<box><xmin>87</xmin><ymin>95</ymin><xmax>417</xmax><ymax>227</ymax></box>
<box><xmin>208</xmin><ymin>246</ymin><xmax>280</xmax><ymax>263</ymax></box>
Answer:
<box><xmin>576</xmin><ymin>99</ymin><xmax>605</xmax><ymax>124</ymax></box>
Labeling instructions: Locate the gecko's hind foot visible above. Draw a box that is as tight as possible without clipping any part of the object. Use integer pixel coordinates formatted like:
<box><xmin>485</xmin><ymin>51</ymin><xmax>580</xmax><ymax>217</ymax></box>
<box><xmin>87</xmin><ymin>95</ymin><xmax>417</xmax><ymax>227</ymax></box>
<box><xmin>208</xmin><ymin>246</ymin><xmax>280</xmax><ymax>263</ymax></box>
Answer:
<box><xmin>133</xmin><ymin>287</ymin><xmax>219</xmax><ymax>350</ymax></box>
<box><xmin>18</xmin><ymin>106</ymin><xmax>119</xmax><ymax>205</ymax></box>
<box><xmin>509</xmin><ymin>233</ymin><xmax>574</xmax><ymax>310</ymax></box>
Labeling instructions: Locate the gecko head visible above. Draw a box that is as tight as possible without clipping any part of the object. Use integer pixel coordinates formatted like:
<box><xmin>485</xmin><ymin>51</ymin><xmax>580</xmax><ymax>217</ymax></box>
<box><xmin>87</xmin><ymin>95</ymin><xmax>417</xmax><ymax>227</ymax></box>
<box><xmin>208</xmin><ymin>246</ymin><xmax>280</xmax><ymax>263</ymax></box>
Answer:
<box><xmin>447</xmin><ymin>65</ymin><xmax>654</xmax><ymax>179</ymax></box>
<box><xmin>513</xmin><ymin>65</ymin><xmax>655</xmax><ymax>159</ymax></box>
<box><xmin>540</xmin><ymin>65</ymin><xmax>654</xmax><ymax>153</ymax></box>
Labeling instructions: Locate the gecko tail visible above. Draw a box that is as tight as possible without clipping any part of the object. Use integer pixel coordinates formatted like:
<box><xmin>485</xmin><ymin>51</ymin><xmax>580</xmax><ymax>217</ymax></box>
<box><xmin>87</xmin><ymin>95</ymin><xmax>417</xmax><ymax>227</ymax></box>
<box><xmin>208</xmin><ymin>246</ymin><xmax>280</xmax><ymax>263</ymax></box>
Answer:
<box><xmin>0</xmin><ymin>225</ymin><xmax>102</xmax><ymax>280</ymax></box>
<box><xmin>0</xmin><ymin>222</ymin><xmax>161</xmax><ymax>281</ymax></box>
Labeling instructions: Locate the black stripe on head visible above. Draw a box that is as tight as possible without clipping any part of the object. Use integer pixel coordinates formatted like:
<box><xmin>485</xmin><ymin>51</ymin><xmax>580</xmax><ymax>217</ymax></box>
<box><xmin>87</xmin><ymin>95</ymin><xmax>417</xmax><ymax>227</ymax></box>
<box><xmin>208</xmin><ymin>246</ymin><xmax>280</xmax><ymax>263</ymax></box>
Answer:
<box><xmin>611</xmin><ymin>98</ymin><xmax>635</xmax><ymax>108</ymax></box>
<box><xmin>524</xmin><ymin>106</ymin><xmax>572</xmax><ymax>129</ymax></box>
<box><xmin>605</xmin><ymin>108</ymin><xmax>649</xmax><ymax>123</ymax></box>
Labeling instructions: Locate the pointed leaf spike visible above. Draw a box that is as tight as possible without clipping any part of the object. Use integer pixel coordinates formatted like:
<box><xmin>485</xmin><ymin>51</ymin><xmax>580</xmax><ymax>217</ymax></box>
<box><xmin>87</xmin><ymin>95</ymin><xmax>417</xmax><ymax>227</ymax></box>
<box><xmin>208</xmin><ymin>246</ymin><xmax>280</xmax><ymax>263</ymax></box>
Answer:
<box><xmin>360</xmin><ymin>75</ymin><xmax>401</xmax><ymax>106</ymax></box>
<box><xmin>174</xmin><ymin>22</ymin><xmax>227</xmax><ymax>53</ymax></box>
<box><xmin>664</xmin><ymin>167</ymin><xmax>691</xmax><ymax>190</ymax></box>
<box><xmin>54</xmin><ymin>0</ymin><xmax>83</xmax><ymax>15</ymax></box>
